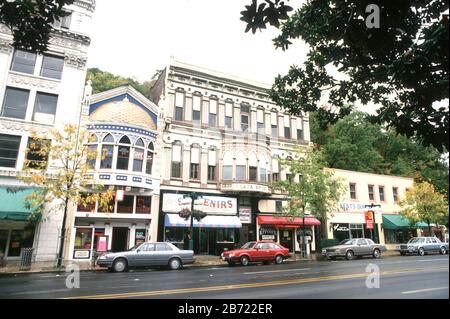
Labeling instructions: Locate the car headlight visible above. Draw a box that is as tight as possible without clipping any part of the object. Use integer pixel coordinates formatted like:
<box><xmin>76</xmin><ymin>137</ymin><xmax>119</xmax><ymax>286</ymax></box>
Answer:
<box><xmin>99</xmin><ymin>255</ymin><xmax>107</xmax><ymax>260</ymax></box>
<box><xmin>229</xmin><ymin>253</ymin><xmax>234</xmax><ymax>257</ymax></box>
<box><xmin>334</xmin><ymin>249</ymin><xmax>341</xmax><ymax>253</ymax></box>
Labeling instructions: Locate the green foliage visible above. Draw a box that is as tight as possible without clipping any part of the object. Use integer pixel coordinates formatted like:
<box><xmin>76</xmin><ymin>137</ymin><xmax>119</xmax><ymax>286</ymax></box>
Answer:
<box><xmin>310</xmin><ymin>111</ymin><xmax>449</xmax><ymax>197</ymax></box>
<box><xmin>0</xmin><ymin>0</ymin><xmax>74</xmax><ymax>53</ymax></box>
<box><xmin>87</xmin><ymin>68</ymin><xmax>155</xmax><ymax>97</ymax></box>
<box><xmin>241</xmin><ymin>1</ymin><xmax>449</xmax><ymax>152</ymax></box>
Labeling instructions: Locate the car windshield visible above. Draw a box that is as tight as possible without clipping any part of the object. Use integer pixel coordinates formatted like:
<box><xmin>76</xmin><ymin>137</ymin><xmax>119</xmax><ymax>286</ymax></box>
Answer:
<box><xmin>340</xmin><ymin>239</ymin><xmax>357</xmax><ymax>245</ymax></box>
<box><xmin>241</xmin><ymin>242</ymin><xmax>256</xmax><ymax>249</ymax></box>
<box><xmin>408</xmin><ymin>238</ymin><xmax>423</xmax><ymax>244</ymax></box>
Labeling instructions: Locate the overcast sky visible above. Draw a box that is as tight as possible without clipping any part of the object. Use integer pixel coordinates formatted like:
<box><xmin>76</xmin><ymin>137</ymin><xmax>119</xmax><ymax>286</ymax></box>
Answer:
<box><xmin>87</xmin><ymin>0</ymin><xmax>309</xmax><ymax>85</ymax></box>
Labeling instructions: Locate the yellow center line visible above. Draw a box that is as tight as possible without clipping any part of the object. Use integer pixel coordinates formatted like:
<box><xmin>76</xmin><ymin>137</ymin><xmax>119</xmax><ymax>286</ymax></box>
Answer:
<box><xmin>62</xmin><ymin>266</ymin><xmax>448</xmax><ymax>299</ymax></box>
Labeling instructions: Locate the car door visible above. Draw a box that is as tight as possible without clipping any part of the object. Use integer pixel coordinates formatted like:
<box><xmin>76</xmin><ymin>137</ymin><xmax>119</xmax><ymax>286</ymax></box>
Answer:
<box><xmin>154</xmin><ymin>243</ymin><xmax>172</xmax><ymax>265</ymax></box>
<box><xmin>355</xmin><ymin>239</ymin><xmax>369</xmax><ymax>255</ymax></box>
<box><xmin>254</xmin><ymin>243</ymin><xmax>269</xmax><ymax>261</ymax></box>
<box><xmin>424</xmin><ymin>238</ymin><xmax>433</xmax><ymax>252</ymax></box>
<box><xmin>430</xmin><ymin>238</ymin><xmax>441</xmax><ymax>252</ymax></box>
<box><xmin>135</xmin><ymin>243</ymin><xmax>156</xmax><ymax>266</ymax></box>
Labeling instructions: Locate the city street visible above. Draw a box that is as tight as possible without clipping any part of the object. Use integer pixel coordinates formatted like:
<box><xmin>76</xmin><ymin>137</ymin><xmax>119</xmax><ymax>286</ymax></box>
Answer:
<box><xmin>0</xmin><ymin>255</ymin><xmax>448</xmax><ymax>299</ymax></box>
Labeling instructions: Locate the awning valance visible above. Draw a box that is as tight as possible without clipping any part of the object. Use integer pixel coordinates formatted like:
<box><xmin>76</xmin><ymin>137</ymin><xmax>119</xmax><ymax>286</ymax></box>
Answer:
<box><xmin>258</xmin><ymin>216</ymin><xmax>321</xmax><ymax>227</ymax></box>
<box><xmin>0</xmin><ymin>188</ymin><xmax>35</xmax><ymax>221</ymax></box>
<box><xmin>164</xmin><ymin>214</ymin><xmax>242</xmax><ymax>228</ymax></box>
<box><xmin>382</xmin><ymin>214</ymin><xmax>429</xmax><ymax>230</ymax></box>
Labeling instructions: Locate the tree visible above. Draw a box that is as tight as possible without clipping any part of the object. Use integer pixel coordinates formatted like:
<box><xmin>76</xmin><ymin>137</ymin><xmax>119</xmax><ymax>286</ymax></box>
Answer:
<box><xmin>241</xmin><ymin>1</ymin><xmax>449</xmax><ymax>152</ymax></box>
<box><xmin>0</xmin><ymin>0</ymin><xmax>74</xmax><ymax>53</ymax></box>
<box><xmin>86</xmin><ymin>68</ymin><xmax>155</xmax><ymax>97</ymax></box>
<box><xmin>273</xmin><ymin>147</ymin><xmax>346</xmax><ymax>253</ymax></box>
<box><xmin>400</xmin><ymin>181</ymin><xmax>448</xmax><ymax>234</ymax></box>
<box><xmin>18</xmin><ymin>124</ymin><xmax>114</xmax><ymax>268</ymax></box>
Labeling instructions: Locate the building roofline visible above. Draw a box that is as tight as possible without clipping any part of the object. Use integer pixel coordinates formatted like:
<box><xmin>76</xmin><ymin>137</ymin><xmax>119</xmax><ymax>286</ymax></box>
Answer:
<box><xmin>328</xmin><ymin>168</ymin><xmax>415</xmax><ymax>181</ymax></box>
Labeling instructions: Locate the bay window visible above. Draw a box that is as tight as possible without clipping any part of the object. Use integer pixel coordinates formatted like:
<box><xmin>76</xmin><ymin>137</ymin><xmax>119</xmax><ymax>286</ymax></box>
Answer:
<box><xmin>133</xmin><ymin>138</ymin><xmax>145</xmax><ymax>172</ymax></box>
<box><xmin>116</xmin><ymin>136</ymin><xmax>131</xmax><ymax>170</ymax></box>
<box><xmin>100</xmin><ymin>134</ymin><xmax>114</xmax><ymax>169</ymax></box>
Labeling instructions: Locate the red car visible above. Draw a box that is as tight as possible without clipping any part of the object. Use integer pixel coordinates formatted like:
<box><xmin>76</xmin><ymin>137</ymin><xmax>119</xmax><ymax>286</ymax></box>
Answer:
<box><xmin>220</xmin><ymin>241</ymin><xmax>290</xmax><ymax>266</ymax></box>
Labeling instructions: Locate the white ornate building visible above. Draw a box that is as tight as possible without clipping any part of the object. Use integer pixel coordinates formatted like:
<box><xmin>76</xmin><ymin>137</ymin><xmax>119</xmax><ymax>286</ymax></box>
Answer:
<box><xmin>0</xmin><ymin>0</ymin><xmax>96</xmax><ymax>263</ymax></box>
<box><xmin>149</xmin><ymin>60</ymin><xmax>320</xmax><ymax>255</ymax></box>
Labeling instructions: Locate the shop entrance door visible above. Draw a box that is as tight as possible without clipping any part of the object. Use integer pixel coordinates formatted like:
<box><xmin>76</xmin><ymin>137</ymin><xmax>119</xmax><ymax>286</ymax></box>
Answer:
<box><xmin>280</xmin><ymin>229</ymin><xmax>294</xmax><ymax>252</ymax></box>
<box><xmin>112</xmin><ymin>227</ymin><xmax>129</xmax><ymax>252</ymax></box>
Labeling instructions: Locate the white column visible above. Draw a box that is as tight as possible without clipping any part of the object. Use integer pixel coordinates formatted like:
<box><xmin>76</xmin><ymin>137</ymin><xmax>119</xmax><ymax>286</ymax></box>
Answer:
<box><xmin>129</xmin><ymin>225</ymin><xmax>136</xmax><ymax>249</ymax></box>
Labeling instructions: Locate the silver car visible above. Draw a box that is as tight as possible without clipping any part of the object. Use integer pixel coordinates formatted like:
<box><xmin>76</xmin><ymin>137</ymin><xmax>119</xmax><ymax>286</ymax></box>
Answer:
<box><xmin>322</xmin><ymin>238</ymin><xmax>387</xmax><ymax>260</ymax></box>
<box><xmin>97</xmin><ymin>242</ymin><xmax>195</xmax><ymax>272</ymax></box>
<box><xmin>396</xmin><ymin>237</ymin><xmax>449</xmax><ymax>256</ymax></box>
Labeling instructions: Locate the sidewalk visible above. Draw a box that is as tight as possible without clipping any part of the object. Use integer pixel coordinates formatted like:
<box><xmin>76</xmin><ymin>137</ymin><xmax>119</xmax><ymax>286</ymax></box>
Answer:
<box><xmin>0</xmin><ymin>250</ymin><xmax>401</xmax><ymax>275</ymax></box>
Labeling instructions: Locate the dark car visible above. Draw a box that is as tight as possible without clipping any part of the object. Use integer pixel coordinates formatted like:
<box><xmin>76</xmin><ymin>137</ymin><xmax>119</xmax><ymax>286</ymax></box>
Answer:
<box><xmin>396</xmin><ymin>237</ymin><xmax>449</xmax><ymax>256</ymax></box>
<box><xmin>322</xmin><ymin>238</ymin><xmax>387</xmax><ymax>260</ymax></box>
<box><xmin>220</xmin><ymin>241</ymin><xmax>290</xmax><ymax>266</ymax></box>
<box><xmin>97</xmin><ymin>242</ymin><xmax>195</xmax><ymax>272</ymax></box>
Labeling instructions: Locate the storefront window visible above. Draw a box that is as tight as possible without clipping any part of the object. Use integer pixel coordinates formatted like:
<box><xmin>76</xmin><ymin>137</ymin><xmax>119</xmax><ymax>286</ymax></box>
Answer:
<box><xmin>349</xmin><ymin>224</ymin><xmax>364</xmax><ymax>239</ymax></box>
<box><xmin>98</xmin><ymin>197</ymin><xmax>115</xmax><ymax>213</ymax></box>
<box><xmin>77</xmin><ymin>193</ymin><xmax>95</xmax><ymax>212</ymax></box>
<box><xmin>74</xmin><ymin>228</ymin><xmax>92</xmax><ymax>250</ymax></box>
<box><xmin>385</xmin><ymin>229</ymin><xmax>413</xmax><ymax>244</ymax></box>
<box><xmin>217</xmin><ymin>229</ymin><xmax>235</xmax><ymax>243</ymax></box>
<box><xmin>0</xmin><ymin>230</ymin><xmax>9</xmax><ymax>257</ymax></box>
<box><xmin>136</xmin><ymin>196</ymin><xmax>151</xmax><ymax>214</ymax></box>
<box><xmin>165</xmin><ymin>227</ymin><xmax>186</xmax><ymax>244</ymax></box>
<box><xmin>7</xmin><ymin>229</ymin><xmax>34</xmax><ymax>257</ymax></box>
<box><xmin>117</xmin><ymin>195</ymin><xmax>134</xmax><ymax>214</ymax></box>
<box><xmin>93</xmin><ymin>229</ymin><xmax>107</xmax><ymax>253</ymax></box>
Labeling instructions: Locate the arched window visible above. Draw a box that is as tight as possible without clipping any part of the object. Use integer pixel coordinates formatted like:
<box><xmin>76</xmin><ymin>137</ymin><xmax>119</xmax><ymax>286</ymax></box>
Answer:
<box><xmin>146</xmin><ymin>142</ymin><xmax>154</xmax><ymax>175</ymax></box>
<box><xmin>259</xmin><ymin>155</ymin><xmax>268</xmax><ymax>183</ymax></box>
<box><xmin>116</xmin><ymin>135</ymin><xmax>131</xmax><ymax>170</ymax></box>
<box><xmin>100</xmin><ymin>134</ymin><xmax>114</xmax><ymax>169</ymax></box>
<box><xmin>222</xmin><ymin>152</ymin><xmax>233</xmax><ymax>181</ymax></box>
<box><xmin>190</xmin><ymin>144</ymin><xmax>201</xmax><ymax>180</ymax></box>
<box><xmin>133</xmin><ymin>138</ymin><xmax>145</xmax><ymax>172</ymax></box>
<box><xmin>236</xmin><ymin>152</ymin><xmax>246</xmax><ymax>181</ymax></box>
<box><xmin>248</xmin><ymin>153</ymin><xmax>258</xmax><ymax>182</ymax></box>
<box><xmin>171</xmin><ymin>142</ymin><xmax>182</xmax><ymax>178</ymax></box>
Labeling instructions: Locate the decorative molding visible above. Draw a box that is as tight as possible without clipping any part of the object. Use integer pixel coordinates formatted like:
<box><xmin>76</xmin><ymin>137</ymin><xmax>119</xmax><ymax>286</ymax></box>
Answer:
<box><xmin>0</xmin><ymin>119</ymin><xmax>52</xmax><ymax>135</ymax></box>
<box><xmin>0</xmin><ymin>39</ymin><xmax>12</xmax><ymax>54</ymax></box>
<box><xmin>74</xmin><ymin>0</ymin><xmax>97</xmax><ymax>12</ymax></box>
<box><xmin>64</xmin><ymin>54</ymin><xmax>87</xmax><ymax>70</ymax></box>
<box><xmin>8</xmin><ymin>73</ymin><xmax>59</xmax><ymax>90</ymax></box>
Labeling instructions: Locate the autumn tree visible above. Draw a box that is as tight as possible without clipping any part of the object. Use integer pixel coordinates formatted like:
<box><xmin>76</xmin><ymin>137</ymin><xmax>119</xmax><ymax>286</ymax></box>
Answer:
<box><xmin>400</xmin><ymin>181</ymin><xmax>448</xmax><ymax>235</ymax></box>
<box><xmin>19</xmin><ymin>124</ymin><xmax>114</xmax><ymax>268</ymax></box>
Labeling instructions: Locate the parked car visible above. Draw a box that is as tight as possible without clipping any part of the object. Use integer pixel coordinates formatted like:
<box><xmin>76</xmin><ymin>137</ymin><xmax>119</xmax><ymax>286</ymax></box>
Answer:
<box><xmin>97</xmin><ymin>242</ymin><xmax>195</xmax><ymax>272</ymax></box>
<box><xmin>396</xmin><ymin>237</ymin><xmax>449</xmax><ymax>256</ymax></box>
<box><xmin>220</xmin><ymin>241</ymin><xmax>290</xmax><ymax>266</ymax></box>
<box><xmin>322</xmin><ymin>238</ymin><xmax>387</xmax><ymax>260</ymax></box>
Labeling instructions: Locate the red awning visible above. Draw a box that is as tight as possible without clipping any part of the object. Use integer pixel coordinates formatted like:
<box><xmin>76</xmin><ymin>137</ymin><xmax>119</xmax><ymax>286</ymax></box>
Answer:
<box><xmin>258</xmin><ymin>216</ymin><xmax>321</xmax><ymax>227</ymax></box>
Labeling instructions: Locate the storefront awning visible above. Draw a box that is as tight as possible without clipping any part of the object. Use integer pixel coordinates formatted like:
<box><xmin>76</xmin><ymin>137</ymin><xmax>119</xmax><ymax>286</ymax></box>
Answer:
<box><xmin>258</xmin><ymin>216</ymin><xmax>321</xmax><ymax>227</ymax></box>
<box><xmin>382</xmin><ymin>214</ymin><xmax>429</xmax><ymax>230</ymax></box>
<box><xmin>0</xmin><ymin>188</ymin><xmax>35</xmax><ymax>221</ymax></box>
<box><xmin>164</xmin><ymin>214</ymin><xmax>242</xmax><ymax>228</ymax></box>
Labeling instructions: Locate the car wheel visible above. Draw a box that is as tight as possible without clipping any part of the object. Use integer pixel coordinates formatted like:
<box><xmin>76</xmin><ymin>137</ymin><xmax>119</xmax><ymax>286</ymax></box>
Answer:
<box><xmin>275</xmin><ymin>255</ymin><xmax>284</xmax><ymax>265</ymax></box>
<box><xmin>168</xmin><ymin>258</ymin><xmax>181</xmax><ymax>270</ymax></box>
<box><xmin>373</xmin><ymin>249</ymin><xmax>381</xmax><ymax>259</ymax></box>
<box><xmin>439</xmin><ymin>247</ymin><xmax>446</xmax><ymax>255</ymax></box>
<box><xmin>418</xmin><ymin>247</ymin><xmax>425</xmax><ymax>256</ymax></box>
<box><xmin>240</xmin><ymin>255</ymin><xmax>249</xmax><ymax>266</ymax></box>
<box><xmin>113</xmin><ymin>258</ymin><xmax>127</xmax><ymax>273</ymax></box>
<box><xmin>345</xmin><ymin>250</ymin><xmax>354</xmax><ymax>261</ymax></box>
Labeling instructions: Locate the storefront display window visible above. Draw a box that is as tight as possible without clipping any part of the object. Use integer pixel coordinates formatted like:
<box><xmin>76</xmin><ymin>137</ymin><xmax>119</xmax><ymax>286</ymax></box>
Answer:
<box><xmin>349</xmin><ymin>224</ymin><xmax>364</xmax><ymax>239</ymax></box>
<box><xmin>165</xmin><ymin>227</ymin><xmax>186</xmax><ymax>244</ymax></box>
<box><xmin>74</xmin><ymin>228</ymin><xmax>93</xmax><ymax>250</ymax></box>
<box><xmin>217</xmin><ymin>229</ymin><xmax>235</xmax><ymax>243</ymax></box>
<box><xmin>7</xmin><ymin>229</ymin><xmax>34</xmax><ymax>257</ymax></box>
<box><xmin>385</xmin><ymin>229</ymin><xmax>413</xmax><ymax>244</ymax></box>
<box><xmin>136</xmin><ymin>196</ymin><xmax>151</xmax><ymax>214</ymax></box>
<box><xmin>117</xmin><ymin>195</ymin><xmax>134</xmax><ymax>213</ymax></box>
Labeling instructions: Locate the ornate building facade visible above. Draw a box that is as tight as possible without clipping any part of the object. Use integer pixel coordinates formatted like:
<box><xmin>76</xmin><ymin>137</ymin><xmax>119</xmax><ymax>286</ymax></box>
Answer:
<box><xmin>149</xmin><ymin>60</ymin><xmax>321</xmax><ymax>256</ymax></box>
<box><xmin>0</xmin><ymin>0</ymin><xmax>96</xmax><ymax>263</ymax></box>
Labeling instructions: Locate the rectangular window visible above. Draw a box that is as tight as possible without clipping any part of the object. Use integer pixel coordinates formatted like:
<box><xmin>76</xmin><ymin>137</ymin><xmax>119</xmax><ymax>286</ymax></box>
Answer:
<box><xmin>368</xmin><ymin>185</ymin><xmax>375</xmax><ymax>201</ymax></box>
<box><xmin>171</xmin><ymin>162</ymin><xmax>181</xmax><ymax>178</ymax></box>
<box><xmin>249</xmin><ymin>166</ymin><xmax>257</xmax><ymax>182</ymax></box>
<box><xmin>1</xmin><ymin>87</ymin><xmax>30</xmax><ymax>120</ymax></box>
<box><xmin>223</xmin><ymin>166</ymin><xmax>232</xmax><ymax>181</ymax></box>
<box><xmin>225</xmin><ymin>117</ymin><xmax>233</xmax><ymax>129</ymax></box>
<box><xmin>53</xmin><ymin>11</ymin><xmax>72</xmax><ymax>29</ymax></box>
<box><xmin>77</xmin><ymin>193</ymin><xmax>95</xmax><ymax>213</ymax></box>
<box><xmin>379</xmin><ymin>186</ymin><xmax>385</xmax><ymax>202</ymax></box>
<box><xmin>190</xmin><ymin>147</ymin><xmax>200</xmax><ymax>180</ymax></box>
<box><xmin>40</xmin><ymin>55</ymin><xmax>64</xmax><ymax>80</ymax></box>
<box><xmin>117</xmin><ymin>195</ymin><xmax>134</xmax><ymax>214</ymax></box>
<box><xmin>33</xmin><ymin>92</ymin><xmax>58</xmax><ymax>124</ymax></box>
<box><xmin>7</xmin><ymin>229</ymin><xmax>35</xmax><ymax>257</ymax></box>
<box><xmin>171</xmin><ymin>144</ymin><xmax>182</xmax><ymax>178</ymax></box>
<box><xmin>241</xmin><ymin>104</ymin><xmax>250</xmax><ymax>132</ymax></box>
<box><xmin>275</xmin><ymin>201</ymin><xmax>283</xmax><ymax>213</ymax></box>
<box><xmin>11</xmin><ymin>50</ymin><xmax>36</xmax><ymax>74</ymax></box>
<box><xmin>257</xmin><ymin>109</ymin><xmax>265</xmax><ymax>134</ymax></box>
<box><xmin>208</xmin><ymin>165</ymin><xmax>216</xmax><ymax>181</ymax></box>
<box><xmin>217</xmin><ymin>229</ymin><xmax>235</xmax><ymax>243</ymax></box>
<box><xmin>146</xmin><ymin>150</ymin><xmax>153</xmax><ymax>175</ymax></box>
<box><xmin>175</xmin><ymin>107</ymin><xmax>183</xmax><ymax>121</ymax></box>
<box><xmin>236</xmin><ymin>165</ymin><xmax>246</xmax><ymax>181</ymax></box>
<box><xmin>350</xmin><ymin>183</ymin><xmax>357</xmax><ymax>200</ymax></box>
<box><xmin>393</xmin><ymin>187</ymin><xmax>399</xmax><ymax>203</ymax></box>
<box><xmin>260</xmin><ymin>168</ymin><xmax>267</xmax><ymax>183</ymax></box>
<box><xmin>284</xmin><ymin>115</ymin><xmax>291</xmax><ymax>139</ymax></box>
<box><xmin>272</xmin><ymin>173</ymin><xmax>279</xmax><ymax>182</ymax></box>
<box><xmin>116</xmin><ymin>146</ymin><xmax>130</xmax><ymax>170</ymax></box>
<box><xmin>192</xmin><ymin>95</ymin><xmax>201</xmax><ymax>124</ymax></box>
<box><xmin>87</xmin><ymin>144</ymin><xmax>97</xmax><ymax>169</ymax></box>
<box><xmin>133</xmin><ymin>148</ymin><xmax>144</xmax><ymax>172</ymax></box>
<box><xmin>100</xmin><ymin>145</ymin><xmax>114</xmax><ymax>169</ymax></box>
<box><xmin>297</xmin><ymin>129</ymin><xmax>303</xmax><ymax>142</ymax></box>
<box><xmin>25</xmin><ymin>138</ymin><xmax>49</xmax><ymax>170</ymax></box>
<box><xmin>0</xmin><ymin>134</ymin><xmax>21</xmax><ymax>168</ymax></box>
<box><xmin>174</xmin><ymin>92</ymin><xmax>184</xmax><ymax>121</ymax></box>
<box><xmin>286</xmin><ymin>174</ymin><xmax>292</xmax><ymax>182</ymax></box>
<box><xmin>225</xmin><ymin>102</ymin><xmax>233</xmax><ymax>129</ymax></box>
<box><xmin>74</xmin><ymin>228</ymin><xmax>92</xmax><ymax>250</ymax></box>
<box><xmin>136</xmin><ymin>196</ymin><xmax>151</xmax><ymax>214</ymax></box>
<box><xmin>209</xmin><ymin>99</ymin><xmax>217</xmax><ymax>127</ymax></box>
<box><xmin>190</xmin><ymin>163</ymin><xmax>199</xmax><ymax>179</ymax></box>
<box><xmin>271</xmin><ymin>112</ymin><xmax>278</xmax><ymax>137</ymax></box>
<box><xmin>98</xmin><ymin>197</ymin><xmax>114</xmax><ymax>213</ymax></box>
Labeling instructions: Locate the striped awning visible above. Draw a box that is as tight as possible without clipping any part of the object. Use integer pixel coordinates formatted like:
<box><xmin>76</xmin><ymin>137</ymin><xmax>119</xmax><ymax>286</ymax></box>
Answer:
<box><xmin>164</xmin><ymin>214</ymin><xmax>242</xmax><ymax>228</ymax></box>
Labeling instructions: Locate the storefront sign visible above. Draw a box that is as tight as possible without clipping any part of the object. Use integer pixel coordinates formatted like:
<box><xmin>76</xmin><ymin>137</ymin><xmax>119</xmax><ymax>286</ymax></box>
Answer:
<box><xmin>333</xmin><ymin>224</ymin><xmax>349</xmax><ymax>232</ymax></box>
<box><xmin>339</xmin><ymin>202</ymin><xmax>366</xmax><ymax>211</ymax></box>
<box><xmin>135</xmin><ymin>230</ymin><xmax>146</xmax><ymax>246</ymax></box>
<box><xmin>239</xmin><ymin>207</ymin><xmax>252</xmax><ymax>224</ymax></box>
<box><xmin>162</xmin><ymin>193</ymin><xmax>237</xmax><ymax>215</ymax></box>
<box><xmin>73</xmin><ymin>250</ymin><xmax>91</xmax><ymax>259</ymax></box>
<box><xmin>259</xmin><ymin>227</ymin><xmax>277</xmax><ymax>241</ymax></box>
<box><xmin>365</xmin><ymin>211</ymin><xmax>374</xmax><ymax>230</ymax></box>
<box><xmin>221</xmin><ymin>183</ymin><xmax>271</xmax><ymax>194</ymax></box>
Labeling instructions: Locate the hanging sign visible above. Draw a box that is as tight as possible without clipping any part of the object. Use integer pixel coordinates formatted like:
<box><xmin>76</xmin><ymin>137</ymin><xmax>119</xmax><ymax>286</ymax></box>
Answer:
<box><xmin>365</xmin><ymin>211</ymin><xmax>374</xmax><ymax>230</ymax></box>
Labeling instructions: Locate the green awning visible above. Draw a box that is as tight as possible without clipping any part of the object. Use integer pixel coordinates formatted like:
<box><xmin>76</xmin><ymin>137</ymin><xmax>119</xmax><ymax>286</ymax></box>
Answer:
<box><xmin>0</xmin><ymin>188</ymin><xmax>35</xmax><ymax>221</ymax></box>
<box><xmin>382</xmin><ymin>214</ymin><xmax>429</xmax><ymax>230</ymax></box>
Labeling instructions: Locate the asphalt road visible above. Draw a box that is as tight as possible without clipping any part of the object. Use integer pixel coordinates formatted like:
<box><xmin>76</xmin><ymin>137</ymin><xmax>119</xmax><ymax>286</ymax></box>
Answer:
<box><xmin>0</xmin><ymin>254</ymin><xmax>448</xmax><ymax>299</ymax></box>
